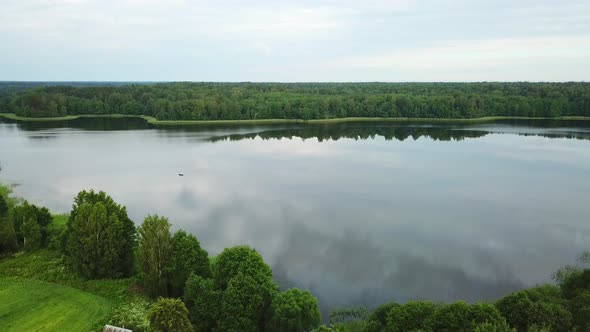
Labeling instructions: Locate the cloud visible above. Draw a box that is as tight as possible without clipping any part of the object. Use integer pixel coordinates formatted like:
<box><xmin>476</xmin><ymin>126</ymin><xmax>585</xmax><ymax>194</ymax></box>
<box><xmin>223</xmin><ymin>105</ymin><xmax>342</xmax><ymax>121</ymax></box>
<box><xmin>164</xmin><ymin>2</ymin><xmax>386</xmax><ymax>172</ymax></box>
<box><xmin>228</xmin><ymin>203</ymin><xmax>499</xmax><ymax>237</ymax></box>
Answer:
<box><xmin>1</xmin><ymin>0</ymin><xmax>589</xmax><ymax>80</ymax></box>
<box><xmin>323</xmin><ymin>35</ymin><xmax>590</xmax><ymax>75</ymax></box>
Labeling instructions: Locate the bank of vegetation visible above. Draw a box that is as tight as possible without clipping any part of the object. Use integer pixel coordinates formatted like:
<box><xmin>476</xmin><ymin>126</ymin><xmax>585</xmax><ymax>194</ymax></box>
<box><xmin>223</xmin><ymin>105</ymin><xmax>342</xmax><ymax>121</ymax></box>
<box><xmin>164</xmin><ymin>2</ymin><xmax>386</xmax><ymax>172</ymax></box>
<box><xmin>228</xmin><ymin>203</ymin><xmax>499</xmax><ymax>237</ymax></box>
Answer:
<box><xmin>0</xmin><ymin>183</ymin><xmax>589</xmax><ymax>332</ymax></box>
<box><xmin>1</xmin><ymin>82</ymin><xmax>589</xmax><ymax>122</ymax></box>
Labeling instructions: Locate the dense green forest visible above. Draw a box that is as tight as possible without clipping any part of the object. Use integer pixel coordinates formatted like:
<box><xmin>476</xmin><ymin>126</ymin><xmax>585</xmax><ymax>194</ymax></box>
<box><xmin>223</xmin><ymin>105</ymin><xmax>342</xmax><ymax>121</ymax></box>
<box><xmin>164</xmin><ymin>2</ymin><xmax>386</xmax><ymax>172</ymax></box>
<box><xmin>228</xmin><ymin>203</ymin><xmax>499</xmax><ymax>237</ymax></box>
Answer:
<box><xmin>2</xmin><ymin>82</ymin><xmax>590</xmax><ymax>121</ymax></box>
<box><xmin>1</xmin><ymin>184</ymin><xmax>590</xmax><ymax>331</ymax></box>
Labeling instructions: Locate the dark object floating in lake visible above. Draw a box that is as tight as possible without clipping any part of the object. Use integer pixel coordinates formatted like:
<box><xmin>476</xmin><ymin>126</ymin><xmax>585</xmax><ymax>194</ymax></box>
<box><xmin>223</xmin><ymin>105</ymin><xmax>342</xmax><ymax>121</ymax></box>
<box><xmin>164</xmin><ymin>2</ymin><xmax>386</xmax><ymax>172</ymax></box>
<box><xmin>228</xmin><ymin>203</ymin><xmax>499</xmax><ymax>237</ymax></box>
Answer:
<box><xmin>179</xmin><ymin>173</ymin><xmax>184</xmax><ymax>176</ymax></box>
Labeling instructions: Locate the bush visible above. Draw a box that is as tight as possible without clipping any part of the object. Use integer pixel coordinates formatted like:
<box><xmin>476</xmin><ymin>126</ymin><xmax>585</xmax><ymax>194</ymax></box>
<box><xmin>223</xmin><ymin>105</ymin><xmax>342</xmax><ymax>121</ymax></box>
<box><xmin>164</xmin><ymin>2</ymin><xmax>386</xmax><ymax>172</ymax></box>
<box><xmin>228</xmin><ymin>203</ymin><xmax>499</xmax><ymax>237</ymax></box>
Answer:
<box><xmin>148</xmin><ymin>297</ymin><xmax>192</xmax><ymax>332</ymax></box>
<box><xmin>109</xmin><ymin>297</ymin><xmax>150</xmax><ymax>332</ymax></box>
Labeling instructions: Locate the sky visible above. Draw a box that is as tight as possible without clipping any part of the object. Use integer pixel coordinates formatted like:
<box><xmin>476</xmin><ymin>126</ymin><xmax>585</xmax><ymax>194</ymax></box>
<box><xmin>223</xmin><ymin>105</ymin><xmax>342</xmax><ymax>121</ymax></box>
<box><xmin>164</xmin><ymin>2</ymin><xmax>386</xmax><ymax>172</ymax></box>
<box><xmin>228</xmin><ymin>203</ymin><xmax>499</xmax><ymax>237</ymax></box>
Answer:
<box><xmin>1</xmin><ymin>0</ymin><xmax>589</xmax><ymax>81</ymax></box>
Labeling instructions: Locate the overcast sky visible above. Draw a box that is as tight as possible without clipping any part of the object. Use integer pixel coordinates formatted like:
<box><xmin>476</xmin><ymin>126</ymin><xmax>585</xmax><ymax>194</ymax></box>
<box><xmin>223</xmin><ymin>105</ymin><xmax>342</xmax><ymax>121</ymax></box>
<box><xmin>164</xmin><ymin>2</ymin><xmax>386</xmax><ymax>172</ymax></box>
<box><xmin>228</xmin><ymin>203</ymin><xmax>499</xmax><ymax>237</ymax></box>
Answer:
<box><xmin>1</xmin><ymin>0</ymin><xmax>589</xmax><ymax>81</ymax></box>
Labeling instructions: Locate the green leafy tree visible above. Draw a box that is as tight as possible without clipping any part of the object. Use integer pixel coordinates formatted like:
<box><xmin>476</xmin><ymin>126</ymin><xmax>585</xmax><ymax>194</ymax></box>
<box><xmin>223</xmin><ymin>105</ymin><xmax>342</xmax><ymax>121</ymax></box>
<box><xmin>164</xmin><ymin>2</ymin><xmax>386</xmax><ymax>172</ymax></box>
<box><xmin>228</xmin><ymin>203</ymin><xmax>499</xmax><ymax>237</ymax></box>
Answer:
<box><xmin>8</xmin><ymin>201</ymin><xmax>51</xmax><ymax>250</ymax></box>
<box><xmin>66</xmin><ymin>190</ymin><xmax>135</xmax><ymax>278</ymax></box>
<box><xmin>569</xmin><ymin>291</ymin><xmax>590</xmax><ymax>331</ymax></box>
<box><xmin>214</xmin><ymin>246</ymin><xmax>278</xmax><ymax>331</ymax></box>
<box><xmin>329</xmin><ymin>306</ymin><xmax>370</xmax><ymax>325</ymax></box>
<box><xmin>496</xmin><ymin>285</ymin><xmax>572</xmax><ymax>332</ymax></box>
<box><xmin>386</xmin><ymin>301</ymin><xmax>437</xmax><ymax>332</ymax></box>
<box><xmin>137</xmin><ymin>214</ymin><xmax>173</xmax><ymax>297</ymax></box>
<box><xmin>9</xmin><ymin>201</ymin><xmax>37</xmax><ymax>248</ymax></box>
<box><xmin>473</xmin><ymin>320</ymin><xmax>516</xmax><ymax>332</ymax></box>
<box><xmin>365</xmin><ymin>302</ymin><xmax>400</xmax><ymax>332</ymax></box>
<box><xmin>0</xmin><ymin>194</ymin><xmax>17</xmax><ymax>252</ymax></box>
<box><xmin>0</xmin><ymin>215</ymin><xmax>17</xmax><ymax>252</ymax></box>
<box><xmin>185</xmin><ymin>245</ymin><xmax>278</xmax><ymax>332</ymax></box>
<box><xmin>20</xmin><ymin>216</ymin><xmax>41</xmax><ymax>251</ymax></box>
<box><xmin>552</xmin><ymin>252</ymin><xmax>590</xmax><ymax>285</ymax></box>
<box><xmin>33</xmin><ymin>205</ymin><xmax>51</xmax><ymax>246</ymax></box>
<box><xmin>169</xmin><ymin>230</ymin><xmax>210</xmax><ymax>297</ymax></box>
<box><xmin>184</xmin><ymin>274</ymin><xmax>221</xmax><ymax>332</ymax></box>
<box><xmin>213</xmin><ymin>245</ymin><xmax>274</xmax><ymax>290</ymax></box>
<box><xmin>267</xmin><ymin>288</ymin><xmax>321</xmax><ymax>332</ymax></box>
<box><xmin>431</xmin><ymin>302</ymin><xmax>504</xmax><ymax>331</ymax></box>
<box><xmin>560</xmin><ymin>269</ymin><xmax>590</xmax><ymax>299</ymax></box>
<box><xmin>0</xmin><ymin>194</ymin><xmax>7</xmax><ymax>217</ymax></box>
<box><xmin>148</xmin><ymin>297</ymin><xmax>192</xmax><ymax>332</ymax></box>
<box><xmin>219</xmin><ymin>270</ymin><xmax>278</xmax><ymax>331</ymax></box>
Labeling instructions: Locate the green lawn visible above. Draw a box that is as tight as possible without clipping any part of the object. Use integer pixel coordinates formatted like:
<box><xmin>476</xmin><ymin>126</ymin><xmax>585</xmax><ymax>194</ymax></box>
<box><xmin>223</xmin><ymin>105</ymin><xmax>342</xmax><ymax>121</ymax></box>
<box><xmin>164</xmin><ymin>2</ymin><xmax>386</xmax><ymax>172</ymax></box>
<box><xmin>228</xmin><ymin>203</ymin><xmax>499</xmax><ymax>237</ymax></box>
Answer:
<box><xmin>0</xmin><ymin>278</ymin><xmax>112</xmax><ymax>332</ymax></box>
<box><xmin>2</xmin><ymin>112</ymin><xmax>590</xmax><ymax>126</ymax></box>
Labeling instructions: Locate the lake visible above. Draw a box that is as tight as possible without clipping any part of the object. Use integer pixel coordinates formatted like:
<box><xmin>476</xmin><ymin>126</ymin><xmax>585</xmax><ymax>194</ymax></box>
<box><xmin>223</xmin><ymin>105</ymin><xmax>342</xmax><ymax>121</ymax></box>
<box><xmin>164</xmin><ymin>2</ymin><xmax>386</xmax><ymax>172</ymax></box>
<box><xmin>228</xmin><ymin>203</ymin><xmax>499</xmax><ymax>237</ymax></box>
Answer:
<box><xmin>1</xmin><ymin>117</ymin><xmax>590</xmax><ymax>315</ymax></box>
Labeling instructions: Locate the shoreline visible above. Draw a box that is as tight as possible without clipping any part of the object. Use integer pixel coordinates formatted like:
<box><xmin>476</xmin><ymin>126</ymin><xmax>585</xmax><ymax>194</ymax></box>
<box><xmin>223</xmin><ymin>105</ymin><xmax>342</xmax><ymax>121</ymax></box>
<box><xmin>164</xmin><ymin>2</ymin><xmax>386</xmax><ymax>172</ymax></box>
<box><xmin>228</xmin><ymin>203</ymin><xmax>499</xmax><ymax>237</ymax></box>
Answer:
<box><xmin>1</xmin><ymin>112</ymin><xmax>590</xmax><ymax>126</ymax></box>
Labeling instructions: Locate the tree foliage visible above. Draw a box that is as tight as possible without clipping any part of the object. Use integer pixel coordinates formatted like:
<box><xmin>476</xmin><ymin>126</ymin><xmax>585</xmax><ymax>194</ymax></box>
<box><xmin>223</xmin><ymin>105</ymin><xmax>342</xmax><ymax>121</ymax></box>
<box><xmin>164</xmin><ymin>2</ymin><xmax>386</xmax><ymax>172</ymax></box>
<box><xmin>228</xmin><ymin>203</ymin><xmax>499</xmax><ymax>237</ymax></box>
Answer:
<box><xmin>495</xmin><ymin>285</ymin><xmax>572</xmax><ymax>332</ymax></box>
<box><xmin>365</xmin><ymin>302</ymin><xmax>400</xmax><ymax>332</ymax></box>
<box><xmin>6</xmin><ymin>82</ymin><xmax>590</xmax><ymax>120</ymax></box>
<box><xmin>184</xmin><ymin>274</ymin><xmax>221</xmax><ymax>332</ymax></box>
<box><xmin>386</xmin><ymin>301</ymin><xmax>438</xmax><ymax>332</ymax></box>
<box><xmin>66</xmin><ymin>190</ymin><xmax>135</xmax><ymax>278</ymax></box>
<box><xmin>1</xmin><ymin>201</ymin><xmax>52</xmax><ymax>252</ymax></box>
<box><xmin>329</xmin><ymin>306</ymin><xmax>370</xmax><ymax>325</ymax></box>
<box><xmin>109</xmin><ymin>297</ymin><xmax>151</xmax><ymax>332</ymax></box>
<box><xmin>560</xmin><ymin>269</ymin><xmax>590</xmax><ymax>300</ymax></box>
<box><xmin>267</xmin><ymin>288</ymin><xmax>321</xmax><ymax>332</ymax></box>
<box><xmin>169</xmin><ymin>230</ymin><xmax>210</xmax><ymax>297</ymax></box>
<box><xmin>0</xmin><ymin>194</ymin><xmax>7</xmax><ymax>217</ymax></box>
<box><xmin>184</xmin><ymin>246</ymin><xmax>287</xmax><ymax>332</ymax></box>
<box><xmin>137</xmin><ymin>214</ymin><xmax>173</xmax><ymax>297</ymax></box>
<box><xmin>431</xmin><ymin>302</ymin><xmax>505</xmax><ymax>332</ymax></box>
<box><xmin>215</xmin><ymin>246</ymin><xmax>278</xmax><ymax>331</ymax></box>
<box><xmin>148</xmin><ymin>297</ymin><xmax>193</xmax><ymax>332</ymax></box>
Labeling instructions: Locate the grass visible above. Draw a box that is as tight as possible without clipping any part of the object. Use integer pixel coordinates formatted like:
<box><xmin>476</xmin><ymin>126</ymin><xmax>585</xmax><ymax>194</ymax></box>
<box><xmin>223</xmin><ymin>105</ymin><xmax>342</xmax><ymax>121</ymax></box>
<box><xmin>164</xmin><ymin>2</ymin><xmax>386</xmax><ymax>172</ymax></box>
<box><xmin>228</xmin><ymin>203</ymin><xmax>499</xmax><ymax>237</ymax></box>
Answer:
<box><xmin>0</xmin><ymin>113</ymin><xmax>140</xmax><ymax>122</ymax></box>
<box><xmin>0</xmin><ymin>250</ymin><xmax>141</xmax><ymax>331</ymax></box>
<box><xmin>2</xmin><ymin>112</ymin><xmax>590</xmax><ymax>126</ymax></box>
<box><xmin>0</xmin><ymin>277</ymin><xmax>112</xmax><ymax>332</ymax></box>
<box><xmin>0</xmin><ymin>250</ymin><xmax>136</xmax><ymax>301</ymax></box>
<box><xmin>0</xmin><ymin>182</ymin><xmax>146</xmax><ymax>331</ymax></box>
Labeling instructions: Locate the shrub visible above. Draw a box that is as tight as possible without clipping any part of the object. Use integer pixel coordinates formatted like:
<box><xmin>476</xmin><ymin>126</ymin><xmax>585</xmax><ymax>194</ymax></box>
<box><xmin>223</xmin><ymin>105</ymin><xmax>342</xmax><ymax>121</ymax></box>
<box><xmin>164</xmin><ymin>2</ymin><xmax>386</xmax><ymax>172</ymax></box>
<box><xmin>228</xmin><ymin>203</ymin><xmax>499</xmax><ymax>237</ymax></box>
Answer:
<box><xmin>109</xmin><ymin>297</ymin><xmax>150</xmax><ymax>332</ymax></box>
<box><xmin>148</xmin><ymin>297</ymin><xmax>192</xmax><ymax>332</ymax></box>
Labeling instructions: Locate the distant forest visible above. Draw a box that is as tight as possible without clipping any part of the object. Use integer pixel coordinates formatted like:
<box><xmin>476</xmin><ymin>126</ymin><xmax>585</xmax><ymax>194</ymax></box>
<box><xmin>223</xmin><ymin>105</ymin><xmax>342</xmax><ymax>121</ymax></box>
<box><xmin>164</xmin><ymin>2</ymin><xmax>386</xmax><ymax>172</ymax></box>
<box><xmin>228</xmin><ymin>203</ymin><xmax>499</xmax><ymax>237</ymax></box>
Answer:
<box><xmin>1</xmin><ymin>82</ymin><xmax>590</xmax><ymax>120</ymax></box>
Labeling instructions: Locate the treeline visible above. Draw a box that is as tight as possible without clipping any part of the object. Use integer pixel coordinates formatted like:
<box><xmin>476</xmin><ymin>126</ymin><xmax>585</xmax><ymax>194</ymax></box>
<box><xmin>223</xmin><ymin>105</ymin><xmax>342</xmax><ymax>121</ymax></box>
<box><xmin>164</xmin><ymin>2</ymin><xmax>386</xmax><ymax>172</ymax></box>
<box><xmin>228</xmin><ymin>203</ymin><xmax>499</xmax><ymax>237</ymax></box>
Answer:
<box><xmin>4</xmin><ymin>82</ymin><xmax>590</xmax><ymax>120</ymax></box>
<box><xmin>1</xmin><ymin>187</ymin><xmax>589</xmax><ymax>332</ymax></box>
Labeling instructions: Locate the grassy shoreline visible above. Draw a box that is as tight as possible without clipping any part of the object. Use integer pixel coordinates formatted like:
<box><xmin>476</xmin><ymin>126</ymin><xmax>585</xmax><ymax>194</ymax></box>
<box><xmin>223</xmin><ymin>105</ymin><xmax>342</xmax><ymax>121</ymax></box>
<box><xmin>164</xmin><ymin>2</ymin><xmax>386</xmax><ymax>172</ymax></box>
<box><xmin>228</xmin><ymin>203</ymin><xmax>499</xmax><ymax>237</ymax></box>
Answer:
<box><xmin>2</xmin><ymin>112</ymin><xmax>590</xmax><ymax>126</ymax></box>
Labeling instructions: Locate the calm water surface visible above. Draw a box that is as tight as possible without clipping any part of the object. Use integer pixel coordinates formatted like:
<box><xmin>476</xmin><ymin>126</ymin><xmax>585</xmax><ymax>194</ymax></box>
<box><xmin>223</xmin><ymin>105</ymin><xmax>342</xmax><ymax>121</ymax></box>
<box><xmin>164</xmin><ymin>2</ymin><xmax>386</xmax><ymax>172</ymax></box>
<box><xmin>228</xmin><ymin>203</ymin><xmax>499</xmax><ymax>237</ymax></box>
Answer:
<box><xmin>1</xmin><ymin>118</ymin><xmax>590</xmax><ymax>314</ymax></box>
